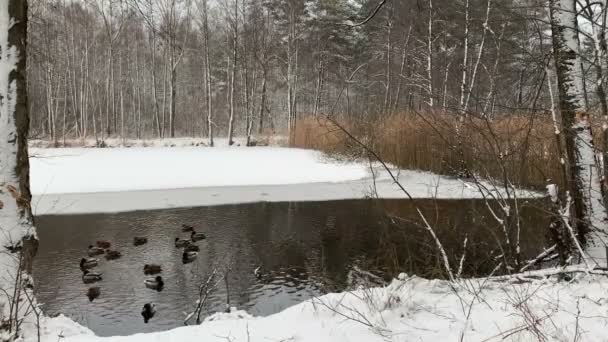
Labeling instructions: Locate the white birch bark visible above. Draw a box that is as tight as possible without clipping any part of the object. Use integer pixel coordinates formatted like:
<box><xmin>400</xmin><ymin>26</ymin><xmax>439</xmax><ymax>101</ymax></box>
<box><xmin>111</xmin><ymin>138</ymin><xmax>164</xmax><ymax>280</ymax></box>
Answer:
<box><xmin>0</xmin><ymin>0</ymin><xmax>37</xmax><ymax>335</ymax></box>
<box><xmin>427</xmin><ymin>0</ymin><xmax>433</xmax><ymax>107</ymax></box>
<box><xmin>550</xmin><ymin>0</ymin><xmax>608</xmax><ymax>265</ymax></box>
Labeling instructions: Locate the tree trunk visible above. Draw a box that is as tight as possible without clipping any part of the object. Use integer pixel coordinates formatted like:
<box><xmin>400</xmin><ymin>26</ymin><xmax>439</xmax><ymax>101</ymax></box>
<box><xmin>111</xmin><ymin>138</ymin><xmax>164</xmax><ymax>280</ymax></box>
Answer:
<box><xmin>151</xmin><ymin>22</ymin><xmax>162</xmax><ymax>138</ymax></box>
<box><xmin>227</xmin><ymin>0</ymin><xmax>238</xmax><ymax>146</ymax></box>
<box><xmin>0</xmin><ymin>0</ymin><xmax>38</xmax><ymax>336</ymax></box>
<box><xmin>550</xmin><ymin>0</ymin><xmax>608</xmax><ymax>264</ymax></box>
<box><xmin>202</xmin><ymin>0</ymin><xmax>213</xmax><ymax>146</ymax></box>
<box><xmin>459</xmin><ymin>0</ymin><xmax>469</xmax><ymax>112</ymax></box>
<box><xmin>394</xmin><ymin>25</ymin><xmax>411</xmax><ymax>113</ymax></box>
<box><xmin>383</xmin><ymin>8</ymin><xmax>393</xmax><ymax>113</ymax></box>
<box><xmin>426</xmin><ymin>0</ymin><xmax>433</xmax><ymax>107</ymax></box>
<box><xmin>170</xmin><ymin>65</ymin><xmax>177</xmax><ymax>138</ymax></box>
<box><xmin>313</xmin><ymin>54</ymin><xmax>324</xmax><ymax>118</ymax></box>
<box><xmin>463</xmin><ymin>0</ymin><xmax>491</xmax><ymax>113</ymax></box>
<box><xmin>258</xmin><ymin>67</ymin><xmax>267</xmax><ymax>135</ymax></box>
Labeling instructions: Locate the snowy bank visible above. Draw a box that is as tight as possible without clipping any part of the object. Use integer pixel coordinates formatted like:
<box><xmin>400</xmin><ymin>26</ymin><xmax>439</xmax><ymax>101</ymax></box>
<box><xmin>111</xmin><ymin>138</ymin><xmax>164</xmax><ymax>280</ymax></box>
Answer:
<box><xmin>35</xmin><ymin>273</ymin><xmax>608</xmax><ymax>342</ymax></box>
<box><xmin>30</xmin><ymin>147</ymin><xmax>540</xmax><ymax>215</ymax></box>
<box><xmin>28</xmin><ymin>136</ymin><xmax>287</xmax><ymax>149</ymax></box>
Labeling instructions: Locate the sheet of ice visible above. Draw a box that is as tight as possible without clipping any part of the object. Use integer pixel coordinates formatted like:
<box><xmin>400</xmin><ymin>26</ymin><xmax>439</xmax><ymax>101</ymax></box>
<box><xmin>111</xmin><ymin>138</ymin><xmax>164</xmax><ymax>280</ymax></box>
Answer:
<box><xmin>32</xmin><ymin>273</ymin><xmax>608</xmax><ymax>342</ymax></box>
<box><xmin>30</xmin><ymin>147</ymin><xmax>369</xmax><ymax>194</ymax></box>
<box><xmin>29</xmin><ymin>147</ymin><xmax>540</xmax><ymax>215</ymax></box>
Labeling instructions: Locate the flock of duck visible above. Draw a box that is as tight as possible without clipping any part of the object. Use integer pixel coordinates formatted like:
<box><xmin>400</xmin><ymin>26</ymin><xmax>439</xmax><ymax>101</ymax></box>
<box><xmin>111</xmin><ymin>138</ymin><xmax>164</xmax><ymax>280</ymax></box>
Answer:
<box><xmin>78</xmin><ymin>224</ymin><xmax>206</xmax><ymax>324</ymax></box>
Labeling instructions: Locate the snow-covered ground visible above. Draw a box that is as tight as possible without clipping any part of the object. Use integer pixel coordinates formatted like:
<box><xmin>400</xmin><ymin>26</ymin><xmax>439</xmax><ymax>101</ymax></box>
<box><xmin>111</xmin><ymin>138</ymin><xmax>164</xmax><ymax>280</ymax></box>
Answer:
<box><xmin>28</xmin><ymin>136</ymin><xmax>287</xmax><ymax>149</ymax></box>
<box><xmin>29</xmin><ymin>146</ymin><xmax>539</xmax><ymax>215</ymax></box>
<box><xmin>33</xmin><ymin>272</ymin><xmax>608</xmax><ymax>342</ymax></box>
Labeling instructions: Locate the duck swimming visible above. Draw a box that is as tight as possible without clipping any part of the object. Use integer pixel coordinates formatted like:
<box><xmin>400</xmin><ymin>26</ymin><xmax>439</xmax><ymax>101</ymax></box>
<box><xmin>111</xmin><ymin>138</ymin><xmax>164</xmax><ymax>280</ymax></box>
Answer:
<box><xmin>80</xmin><ymin>258</ymin><xmax>98</xmax><ymax>270</ymax></box>
<box><xmin>144</xmin><ymin>276</ymin><xmax>164</xmax><ymax>291</ymax></box>
<box><xmin>190</xmin><ymin>231</ymin><xmax>206</xmax><ymax>241</ymax></box>
<box><xmin>175</xmin><ymin>238</ymin><xmax>189</xmax><ymax>247</ymax></box>
<box><xmin>184</xmin><ymin>243</ymin><xmax>200</xmax><ymax>252</ymax></box>
<box><xmin>181</xmin><ymin>224</ymin><xmax>195</xmax><ymax>232</ymax></box>
<box><xmin>254</xmin><ymin>265</ymin><xmax>263</xmax><ymax>279</ymax></box>
<box><xmin>143</xmin><ymin>264</ymin><xmax>162</xmax><ymax>275</ymax></box>
<box><xmin>96</xmin><ymin>240</ymin><xmax>111</xmax><ymax>249</ymax></box>
<box><xmin>141</xmin><ymin>303</ymin><xmax>156</xmax><ymax>323</ymax></box>
<box><xmin>82</xmin><ymin>270</ymin><xmax>102</xmax><ymax>284</ymax></box>
<box><xmin>133</xmin><ymin>237</ymin><xmax>148</xmax><ymax>246</ymax></box>
<box><xmin>182</xmin><ymin>250</ymin><xmax>198</xmax><ymax>264</ymax></box>
<box><xmin>105</xmin><ymin>250</ymin><xmax>122</xmax><ymax>260</ymax></box>
<box><xmin>86</xmin><ymin>287</ymin><xmax>100</xmax><ymax>302</ymax></box>
<box><xmin>87</xmin><ymin>245</ymin><xmax>105</xmax><ymax>256</ymax></box>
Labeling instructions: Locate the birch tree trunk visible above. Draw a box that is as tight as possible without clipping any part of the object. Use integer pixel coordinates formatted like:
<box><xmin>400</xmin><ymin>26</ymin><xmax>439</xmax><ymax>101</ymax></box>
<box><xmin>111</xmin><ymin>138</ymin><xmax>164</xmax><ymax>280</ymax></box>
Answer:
<box><xmin>426</xmin><ymin>0</ymin><xmax>433</xmax><ymax>107</ymax></box>
<box><xmin>393</xmin><ymin>25</ymin><xmax>411</xmax><ymax>113</ymax></box>
<box><xmin>227</xmin><ymin>0</ymin><xmax>237</xmax><ymax>146</ymax></box>
<box><xmin>458</xmin><ymin>0</ymin><xmax>469</xmax><ymax>112</ymax></box>
<box><xmin>383</xmin><ymin>8</ymin><xmax>392</xmax><ymax>114</ymax></box>
<box><xmin>313</xmin><ymin>54</ymin><xmax>323</xmax><ymax>117</ymax></box>
<box><xmin>463</xmin><ymin>0</ymin><xmax>491</xmax><ymax>113</ymax></box>
<box><xmin>0</xmin><ymin>0</ymin><xmax>38</xmax><ymax>336</ymax></box>
<box><xmin>202</xmin><ymin>0</ymin><xmax>213</xmax><ymax>146</ymax></box>
<box><xmin>550</xmin><ymin>0</ymin><xmax>608</xmax><ymax>264</ymax></box>
<box><xmin>455</xmin><ymin>0</ymin><xmax>471</xmax><ymax>178</ymax></box>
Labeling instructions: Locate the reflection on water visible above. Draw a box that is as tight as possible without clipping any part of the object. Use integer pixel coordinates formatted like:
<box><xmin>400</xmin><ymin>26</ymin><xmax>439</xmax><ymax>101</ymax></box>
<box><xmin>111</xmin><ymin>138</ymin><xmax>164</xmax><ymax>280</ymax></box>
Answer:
<box><xmin>33</xmin><ymin>199</ymin><xmax>548</xmax><ymax>336</ymax></box>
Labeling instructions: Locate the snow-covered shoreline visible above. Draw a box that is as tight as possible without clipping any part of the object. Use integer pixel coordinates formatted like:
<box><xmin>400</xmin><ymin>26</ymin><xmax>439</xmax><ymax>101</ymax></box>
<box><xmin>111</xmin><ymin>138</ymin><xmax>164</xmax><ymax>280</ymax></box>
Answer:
<box><xmin>33</xmin><ymin>273</ymin><xmax>608</xmax><ymax>342</ymax></box>
<box><xmin>29</xmin><ymin>146</ymin><xmax>540</xmax><ymax>215</ymax></box>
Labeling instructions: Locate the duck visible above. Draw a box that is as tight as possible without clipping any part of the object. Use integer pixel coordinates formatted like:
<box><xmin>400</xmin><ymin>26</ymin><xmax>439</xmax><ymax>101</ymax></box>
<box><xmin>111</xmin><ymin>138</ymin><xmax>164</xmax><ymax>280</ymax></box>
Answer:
<box><xmin>144</xmin><ymin>276</ymin><xmax>164</xmax><ymax>291</ymax></box>
<box><xmin>133</xmin><ymin>237</ymin><xmax>148</xmax><ymax>246</ymax></box>
<box><xmin>86</xmin><ymin>287</ymin><xmax>100</xmax><ymax>302</ymax></box>
<box><xmin>80</xmin><ymin>257</ymin><xmax>98</xmax><ymax>270</ymax></box>
<box><xmin>105</xmin><ymin>250</ymin><xmax>122</xmax><ymax>260</ymax></box>
<box><xmin>184</xmin><ymin>243</ymin><xmax>200</xmax><ymax>252</ymax></box>
<box><xmin>254</xmin><ymin>265</ymin><xmax>263</xmax><ymax>279</ymax></box>
<box><xmin>182</xmin><ymin>250</ymin><xmax>198</xmax><ymax>264</ymax></box>
<box><xmin>96</xmin><ymin>240</ymin><xmax>111</xmax><ymax>249</ymax></box>
<box><xmin>190</xmin><ymin>231</ymin><xmax>206</xmax><ymax>241</ymax></box>
<box><xmin>141</xmin><ymin>303</ymin><xmax>156</xmax><ymax>323</ymax></box>
<box><xmin>143</xmin><ymin>264</ymin><xmax>162</xmax><ymax>275</ymax></box>
<box><xmin>82</xmin><ymin>270</ymin><xmax>102</xmax><ymax>284</ymax></box>
<box><xmin>181</xmin><ymin>224</ymin><xmax>195</xmax><ymax>232</ymax></box>
<box><xmin>87</xmin><ymin>245</ymin><xmax>105</xmax><ymax>257</ymax></box>
<box><xmin>175</xmin><ymin>238</ymin><xmax>190</xmax><ymax>247</ymax></box>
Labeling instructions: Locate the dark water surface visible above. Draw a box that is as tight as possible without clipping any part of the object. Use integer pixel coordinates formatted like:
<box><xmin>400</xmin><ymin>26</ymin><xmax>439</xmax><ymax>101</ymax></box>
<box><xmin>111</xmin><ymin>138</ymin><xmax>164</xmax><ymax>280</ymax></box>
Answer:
<box><xmin>33</xmin><ymin>199</ymin><xmax>549</xmax><ymax>336</ymax></box>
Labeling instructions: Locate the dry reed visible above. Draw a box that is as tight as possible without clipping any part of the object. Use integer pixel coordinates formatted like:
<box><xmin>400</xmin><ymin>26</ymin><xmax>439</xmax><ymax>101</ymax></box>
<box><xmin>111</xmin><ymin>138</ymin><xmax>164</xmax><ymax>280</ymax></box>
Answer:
<box><xmin>293</xmin><ymin>112</ymin><xmax>574</xmax><ymax>190</ymax></box>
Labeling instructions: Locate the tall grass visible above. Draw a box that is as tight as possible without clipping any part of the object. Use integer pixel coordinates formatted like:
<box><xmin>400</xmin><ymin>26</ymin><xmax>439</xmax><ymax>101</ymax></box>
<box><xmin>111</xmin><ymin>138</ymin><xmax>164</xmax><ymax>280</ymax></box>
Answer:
<box><xmin>294</xmin><ymin>112</ymin><xmax>567</xmax><ymax>190</ymax></box>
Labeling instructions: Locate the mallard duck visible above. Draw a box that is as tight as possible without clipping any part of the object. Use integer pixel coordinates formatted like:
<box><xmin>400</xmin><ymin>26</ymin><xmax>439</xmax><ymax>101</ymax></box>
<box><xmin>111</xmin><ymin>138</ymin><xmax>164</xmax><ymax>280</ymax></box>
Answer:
<box><xmin>143</xmin><ymin>264</ymin><xmax>162</xmax><ymax>275</ymax></box>
<box><xmin>184</xmin><ymin>243</ymin><xmax>200</xmax><ymax>252</ymax></box>
<box><xmin>86</xmin><ymin>287</ymin><xmax>100</xmax><ymax>302</ymax></box>
<box><xmin>144</xmin><ymin>276</ymin><xmax>164</xmax><ymax>291</ymax></box>
<box><xmin>141</xmin><ymin>303</ymin><xmax>156</xmax><ymax>323</ymax></box>
<box><xmin>87</xmin><ymin>245</ymin><xmax>105</xmax><ymax>257</ymax></box>
<box><xmin>133</xmin><ymin>237</ymin><xmax>148</xmax><ymax>246</ymax></box>
<box><xmin>190</xmin><ymin>231</ymin><xmax>206</xmax><ymax>241</ymax></box>
<box><xmin>82</xmin><ymin>270</ymin><xmax>102</xmax><ymax>284</ymax></box>
<box><xmin>175</xmin><ymin>238</ymin><xmax>189</xmax><ymax>247</ymax></box>
<box><xmin>96</xmin><ymin>240</ymin><xmax>111</xmax><ymax>249</ymax></box>
<box><xmin>105</xmin><ymin>250</ymin><xmax>122</xmax><ymax>260</ymax></box>
<box><xmin>80</xmin><ymin>257</ymin><xmax>98</xmax><ymax>270</ymax></box>
<box><xmin>181</xmin><ymin>224</ymin><xmax>195</xmax><ymax>232</ymax></box>
<box><xmin>182</xmin><ymin>250</ymin><xmax>198</xmax><ymax>264</ymax></box>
